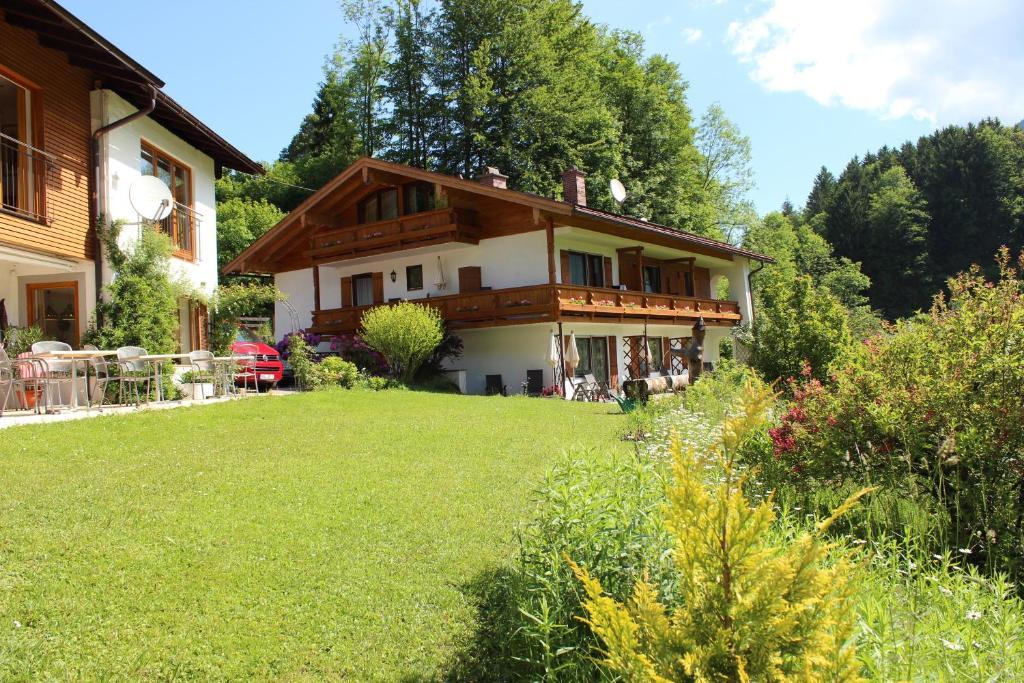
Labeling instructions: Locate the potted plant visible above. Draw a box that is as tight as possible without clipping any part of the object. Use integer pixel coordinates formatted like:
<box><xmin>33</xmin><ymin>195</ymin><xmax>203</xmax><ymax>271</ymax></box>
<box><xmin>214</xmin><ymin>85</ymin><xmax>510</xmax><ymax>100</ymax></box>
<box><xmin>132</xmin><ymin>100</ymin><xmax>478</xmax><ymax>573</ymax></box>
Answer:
<box><xmin>178</xmin><ymin>370</ymin><xmax>215</xmax><ymax>400</ymax></box>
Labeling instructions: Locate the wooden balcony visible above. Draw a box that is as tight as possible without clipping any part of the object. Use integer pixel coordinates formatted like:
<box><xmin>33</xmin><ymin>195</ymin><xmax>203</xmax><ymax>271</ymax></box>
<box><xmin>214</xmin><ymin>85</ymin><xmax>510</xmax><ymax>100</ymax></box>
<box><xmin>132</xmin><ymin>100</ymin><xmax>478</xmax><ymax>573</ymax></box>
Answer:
<box><xmin>310</xmin><ymin>284</ymin><xmax>741</xmax><ymax>334</ymax></box>
<box><xmin>307</xmin><ymin>207</ymin><xmax>480</xmax><ymax>263</ymax></box>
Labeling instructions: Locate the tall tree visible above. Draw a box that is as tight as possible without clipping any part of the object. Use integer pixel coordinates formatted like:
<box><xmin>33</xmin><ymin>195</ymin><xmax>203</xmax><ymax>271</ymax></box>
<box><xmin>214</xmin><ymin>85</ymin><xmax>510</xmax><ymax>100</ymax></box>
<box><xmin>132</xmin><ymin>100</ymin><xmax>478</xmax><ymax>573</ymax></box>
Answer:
<box><xmin>382</xmin><ymin>0</ymin><xmax>433</xmax><ymax>167</ymax></box>
<box><xmin>804</xmin><ymin>166</ymin><xmax>835</xmax><ymax>217</ymax></box>
<box><xmin>695</xmin><ymin>104</ymin><xmax>755</xmax><ymax>241</ymax></box>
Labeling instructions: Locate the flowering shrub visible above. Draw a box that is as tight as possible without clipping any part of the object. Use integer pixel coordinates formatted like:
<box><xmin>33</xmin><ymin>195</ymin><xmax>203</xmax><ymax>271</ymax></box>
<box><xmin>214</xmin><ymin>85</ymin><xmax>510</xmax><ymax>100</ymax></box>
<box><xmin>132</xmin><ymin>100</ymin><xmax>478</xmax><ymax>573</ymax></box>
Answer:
<box><xmin>752</xmin><ymin>249</ymin><xmax>1024</xmax><ymax>578</ymax></box>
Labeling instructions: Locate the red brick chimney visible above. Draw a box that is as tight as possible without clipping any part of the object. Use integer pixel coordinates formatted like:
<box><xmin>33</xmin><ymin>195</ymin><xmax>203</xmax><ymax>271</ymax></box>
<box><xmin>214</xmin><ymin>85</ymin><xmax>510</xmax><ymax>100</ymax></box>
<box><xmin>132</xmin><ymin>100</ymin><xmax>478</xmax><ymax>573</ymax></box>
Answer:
<box><xmin>562</xmin><ymin>166</ymin><xmax>587</xmax><ymax>206</ymax></box>
<box><xmin>478</xmin><ymin>166</ymin><xmax>508</xmax><ymax>189</ymax></box>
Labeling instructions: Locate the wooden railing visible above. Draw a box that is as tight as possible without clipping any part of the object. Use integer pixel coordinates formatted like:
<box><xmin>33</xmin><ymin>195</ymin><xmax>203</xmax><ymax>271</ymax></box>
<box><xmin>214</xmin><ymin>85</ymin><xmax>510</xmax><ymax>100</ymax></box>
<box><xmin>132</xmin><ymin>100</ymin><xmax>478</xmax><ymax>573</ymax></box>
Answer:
<box><xmin>307</xmin><ymin>207</ymin><xmax>479</xmax><ymax>262</ymax></box>
<box><xmin>310</xmin><ymin>283</ymin><xmax>741</xmax><ymax>334</ymax></box>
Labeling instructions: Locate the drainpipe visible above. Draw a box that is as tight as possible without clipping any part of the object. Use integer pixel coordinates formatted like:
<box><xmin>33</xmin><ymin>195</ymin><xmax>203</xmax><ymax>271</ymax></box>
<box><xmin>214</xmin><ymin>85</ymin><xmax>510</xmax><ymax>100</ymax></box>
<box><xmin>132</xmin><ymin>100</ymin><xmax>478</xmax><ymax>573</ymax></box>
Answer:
<box><xmin>90</xmin><ymin>84</ymin><xmax>159</xmax><ymax>313</ymax></box>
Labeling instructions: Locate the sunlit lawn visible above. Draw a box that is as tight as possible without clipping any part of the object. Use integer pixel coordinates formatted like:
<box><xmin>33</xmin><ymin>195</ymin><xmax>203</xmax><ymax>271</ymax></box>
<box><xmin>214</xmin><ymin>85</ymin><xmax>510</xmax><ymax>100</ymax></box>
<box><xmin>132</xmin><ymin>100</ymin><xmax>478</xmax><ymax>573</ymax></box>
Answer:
<box><xmin>0</xmin><ymin>390</ymin><xmax>625</xmax><ymax>680</ymax></box>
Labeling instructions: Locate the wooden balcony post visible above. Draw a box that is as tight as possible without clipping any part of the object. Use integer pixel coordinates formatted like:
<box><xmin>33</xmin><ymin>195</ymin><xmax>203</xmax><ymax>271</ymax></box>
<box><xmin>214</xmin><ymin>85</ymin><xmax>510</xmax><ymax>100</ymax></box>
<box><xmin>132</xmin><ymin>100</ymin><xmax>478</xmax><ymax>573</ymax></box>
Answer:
<box><xmin>546</xmin><ymin>217</ymin><xmax>556</xmax><ymax>285</ymax></box>
<box><xmin>313</xmin><ymin>265</ymin><xmax>321</xmax><ymax>312</ymax></box>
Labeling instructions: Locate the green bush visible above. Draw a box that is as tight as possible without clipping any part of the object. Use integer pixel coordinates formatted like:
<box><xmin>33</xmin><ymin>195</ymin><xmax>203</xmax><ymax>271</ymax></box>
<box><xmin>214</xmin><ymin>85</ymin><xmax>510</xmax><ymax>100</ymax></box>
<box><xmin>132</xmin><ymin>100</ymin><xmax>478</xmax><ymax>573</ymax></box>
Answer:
<box><xmin>471</xmin><ymin>452</ymin><xmax>673</xmax><ymax>681</ymax></box>
<box><xmin>360</xmin><ymin>302</ymin><xmax>443</xmax><ymax>385</ymax></box>
<box><xmin>319</xmin><ymin>356</ymin><xmax>360</xmax><ymax>388</ymax></box>
<box><xmin>759</xmin><ymin>248</ymin><xmax>1024</xmax><ymax>578</ymax></box>
<box><xmin>751</xmin><ymin>274</ymin><xmax>853</xmax><ymax>384</ymax></box>
<box><xmin>1</xmin><ymin>325</ymin><xmax>43</xmax><ymax>357</ymax></box>
<box><xmin>288</xmin><ymin>334</ymin><xmax>329</xmax><ymax>390</ymax></box>
<box><xmin>359</xmin><ymin>375</ymin><xmax>401</xmax><ymax>391</ymax></box>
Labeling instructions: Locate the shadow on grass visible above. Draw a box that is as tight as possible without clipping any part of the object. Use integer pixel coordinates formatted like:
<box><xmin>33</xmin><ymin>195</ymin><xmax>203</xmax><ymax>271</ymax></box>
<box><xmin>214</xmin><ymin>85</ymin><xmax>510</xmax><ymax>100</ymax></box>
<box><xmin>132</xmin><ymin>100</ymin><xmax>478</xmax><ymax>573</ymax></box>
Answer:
<box><xmin>430</xmin><ymin>566</ymin><xmax>525</xmax><ymax>683</ymax></box>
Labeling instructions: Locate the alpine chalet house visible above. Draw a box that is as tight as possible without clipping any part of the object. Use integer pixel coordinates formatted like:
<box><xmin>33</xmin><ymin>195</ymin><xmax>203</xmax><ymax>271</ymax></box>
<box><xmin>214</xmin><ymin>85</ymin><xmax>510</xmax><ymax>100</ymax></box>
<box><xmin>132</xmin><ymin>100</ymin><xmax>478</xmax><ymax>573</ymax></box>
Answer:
<box><xmin>0</xmin><ymin>0</ymin><xmax>262</xmax><ymax>350</ymax></box>
<box><xmin>224</xmin><ymin>158</ymin><xmax>772</xmax><ymax>395</ymax></box>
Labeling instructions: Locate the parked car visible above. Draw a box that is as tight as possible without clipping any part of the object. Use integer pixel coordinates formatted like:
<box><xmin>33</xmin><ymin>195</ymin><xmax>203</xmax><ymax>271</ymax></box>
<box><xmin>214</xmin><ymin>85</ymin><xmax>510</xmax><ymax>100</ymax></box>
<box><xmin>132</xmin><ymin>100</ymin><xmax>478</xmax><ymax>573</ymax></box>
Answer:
<box><xmin>231</xmin><ymin>327</ymin><xmax>283</xmax><ymax>388</ymax></box>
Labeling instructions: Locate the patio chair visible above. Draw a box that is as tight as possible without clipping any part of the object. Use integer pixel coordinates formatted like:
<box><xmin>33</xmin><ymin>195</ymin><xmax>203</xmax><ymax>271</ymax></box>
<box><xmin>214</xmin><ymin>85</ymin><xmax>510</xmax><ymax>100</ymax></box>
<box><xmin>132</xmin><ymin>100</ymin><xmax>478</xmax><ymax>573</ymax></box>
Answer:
<box><xmin>230</xmin><ymin>351</ymin><xmax>259</xmax><ymax>395</ymax></box>
<box><xmin>116</xmin><ymin>346</ymin><xmax>152</xmax><ymax>406</ymax></box>
<box><xmin>83</xmin><ymin>344</ymin><xmax>113</xmax><ymax>409</ymax></box>
<box><xmin>187</xmin><ymin>350</ymin><xmax>218</xmax><ymax>399</ymax></box>
<box><xmin>568</xmin><ymin>376</ymin><xmax>593</xmax><ymax>402</ymax></box>
<box><xmin>583</xmin><ymin>373</ymin><xmax>610</xmax><ymax>401</ymax></box>
<box><xmin>0</xmin><ymin>347</ymin><xmax>47</xmax><ymax>415</ymax></box>
<box><xmin>31</xmin><ymin>340</ymin><xmax>75</xmax><ymax>408</ymax></box>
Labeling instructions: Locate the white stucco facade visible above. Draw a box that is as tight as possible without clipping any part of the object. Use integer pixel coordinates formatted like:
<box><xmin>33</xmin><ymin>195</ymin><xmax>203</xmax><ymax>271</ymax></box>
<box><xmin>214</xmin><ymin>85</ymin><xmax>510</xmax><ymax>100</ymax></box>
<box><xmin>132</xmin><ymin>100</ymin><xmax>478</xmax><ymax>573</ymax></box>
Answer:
<box><xmin>92</xmin><ymin>90</ymin><xmax>219</xmax><ymax>299</ymax></box>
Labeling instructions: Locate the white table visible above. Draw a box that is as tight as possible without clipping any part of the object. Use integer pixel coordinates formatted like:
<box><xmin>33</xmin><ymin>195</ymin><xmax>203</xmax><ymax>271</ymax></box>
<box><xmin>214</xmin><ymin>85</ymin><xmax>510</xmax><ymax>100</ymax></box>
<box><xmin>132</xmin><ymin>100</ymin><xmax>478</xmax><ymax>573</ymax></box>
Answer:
<box><xmin>123</xmin><ymin>354</ymin><xmax>191</xmax><ymax>402</ymax></box>
<box><xmin>31</xmin><ymin>349</ymin><xmax>119</xmax><ymax>410</ymax></box>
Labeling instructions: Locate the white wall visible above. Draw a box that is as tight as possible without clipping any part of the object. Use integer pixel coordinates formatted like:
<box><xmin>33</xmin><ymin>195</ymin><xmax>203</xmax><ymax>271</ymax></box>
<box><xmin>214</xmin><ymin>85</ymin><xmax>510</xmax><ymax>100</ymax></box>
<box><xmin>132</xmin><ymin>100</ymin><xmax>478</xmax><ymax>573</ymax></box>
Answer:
<box><xmin>0</xmin><ymin>247</ymin><xmax>94</xmax><ymax>341</ymax></box>
<box><xmin>92</xmin><ymin>90</ymin><xmax>219</xmax><ymax>300</ymax></box>
<box><xmin>454</xmin><ymin>321</ymin><xmax>727</xmax><ymax>396</ymax></box>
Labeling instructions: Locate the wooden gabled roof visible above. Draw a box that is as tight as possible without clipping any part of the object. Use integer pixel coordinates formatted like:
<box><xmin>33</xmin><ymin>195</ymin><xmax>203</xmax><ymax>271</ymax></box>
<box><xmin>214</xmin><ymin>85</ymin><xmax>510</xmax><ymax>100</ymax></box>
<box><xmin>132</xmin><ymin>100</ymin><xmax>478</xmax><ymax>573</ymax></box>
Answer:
<box><xmin>0</xmin><ymin>0</ymin><xmax>263</xmax><ymax>175</ymax></box>
<box><xmin>224</xmin><ymin>157</ymin><xmax>773</xmax><ymax>274</ymax></box>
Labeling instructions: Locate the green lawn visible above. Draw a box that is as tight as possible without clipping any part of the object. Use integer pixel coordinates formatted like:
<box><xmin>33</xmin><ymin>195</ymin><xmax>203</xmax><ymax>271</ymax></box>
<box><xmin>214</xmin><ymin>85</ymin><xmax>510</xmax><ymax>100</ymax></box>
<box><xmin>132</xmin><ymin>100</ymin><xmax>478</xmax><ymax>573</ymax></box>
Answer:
<box><xmin>0</xmin><ymin>391</ymin><xmax>625</xmax><ymax>680</ymax></box>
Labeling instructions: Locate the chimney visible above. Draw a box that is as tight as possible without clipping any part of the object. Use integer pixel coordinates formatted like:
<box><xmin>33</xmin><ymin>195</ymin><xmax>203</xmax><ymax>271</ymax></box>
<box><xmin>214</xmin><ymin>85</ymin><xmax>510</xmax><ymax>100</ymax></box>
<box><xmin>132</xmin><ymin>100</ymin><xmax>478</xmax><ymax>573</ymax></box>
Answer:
<box><xmin>478</xmin><ymin>166</ymin><xmax>508</xmax><ymax>189</ymax></box>
<box><xmin>562</xmin><ymin>166</ymin><xmax>587</xmax><ymax>206</ymax></box>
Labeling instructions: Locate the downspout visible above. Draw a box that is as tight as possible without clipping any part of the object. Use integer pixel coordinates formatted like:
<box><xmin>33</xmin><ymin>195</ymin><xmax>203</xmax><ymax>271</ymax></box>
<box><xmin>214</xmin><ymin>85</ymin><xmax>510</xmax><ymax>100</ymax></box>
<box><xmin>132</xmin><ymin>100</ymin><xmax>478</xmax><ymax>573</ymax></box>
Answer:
<box><xmin>90</xmin><ymin>84</ymin><xmax>159</xmax><ymax>312</ymax></box>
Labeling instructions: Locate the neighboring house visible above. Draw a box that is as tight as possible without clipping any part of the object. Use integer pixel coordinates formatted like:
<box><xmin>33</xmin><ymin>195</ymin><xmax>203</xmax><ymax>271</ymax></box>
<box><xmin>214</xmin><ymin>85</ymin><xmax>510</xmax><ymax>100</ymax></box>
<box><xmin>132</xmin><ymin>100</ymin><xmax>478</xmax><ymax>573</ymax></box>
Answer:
<box><xmin>0</xmin><ymin>0</ymin><xmax>261</xmax><ymax>350</ymax></box>
<box><xmin>225</xmin><ymin>158</ymin><xmax>773</xmax><ymax>395</ymax></box>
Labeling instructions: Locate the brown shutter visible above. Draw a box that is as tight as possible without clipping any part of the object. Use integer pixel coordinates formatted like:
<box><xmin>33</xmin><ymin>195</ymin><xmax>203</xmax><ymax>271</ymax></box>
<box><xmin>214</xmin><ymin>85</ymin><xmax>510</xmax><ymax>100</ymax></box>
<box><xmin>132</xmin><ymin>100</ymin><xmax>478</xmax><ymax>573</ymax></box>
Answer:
<box><xmin>662</xmin><ymin>337</ymin><xmax>671</xmax><ymax>373</ymax></box>
<box><xmin>607</xmin><ymin>335</ymin><xmax>618</xmax><ymax>389</ymax></box>
<box><xmin>560</xmin><ymin>250</ymin><xmax>571</xmax><ymax>284</ymax></box>
<box><xmin>372</xmin><ymin>272</ymin><xmax>385</xmax><ymax>304</ymax></box>
<box><xmin>694</xmin><ymin>267</ymin><xmax>711</xmax><ymax>298</ymax></box>
<box><xmin>603</xmin><ymin>256</ymin><xmax>613</xmax><ymax>288</ymax></box>
<box><xmin>458</xmin><ymin>266</ymin><xmax>482</xmax><ymax>292</ymax></box>
<box><xmin>341</xmin><ymin>277</ymin><xmax>353</xmax><ymax>307</ymax></box>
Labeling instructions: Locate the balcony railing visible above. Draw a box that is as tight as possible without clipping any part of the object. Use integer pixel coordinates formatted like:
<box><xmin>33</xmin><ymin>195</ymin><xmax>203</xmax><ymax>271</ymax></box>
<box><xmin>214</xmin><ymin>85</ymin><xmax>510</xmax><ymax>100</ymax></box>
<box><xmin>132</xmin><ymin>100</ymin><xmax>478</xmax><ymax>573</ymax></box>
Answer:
<box><xmin>0</xmin><ymin>132</ymin><xmax>57</xmax><ymax>224</ymax></box>
<box><xmin>307</xmin><ymin>207</ymin><xmax>480</xmax><ymax>262</ymax></box>
<box><xmin>310</xmin><ymin>283</ymin><xmax>741</xmax><ymax>334</ymax></box>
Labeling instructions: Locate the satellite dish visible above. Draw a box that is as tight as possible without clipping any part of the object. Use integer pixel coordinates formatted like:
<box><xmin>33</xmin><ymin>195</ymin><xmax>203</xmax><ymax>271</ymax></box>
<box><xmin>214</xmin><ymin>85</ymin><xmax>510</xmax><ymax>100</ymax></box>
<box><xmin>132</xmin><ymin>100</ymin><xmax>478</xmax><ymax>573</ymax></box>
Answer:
<box><xmin>129</xmin><ymin>175</ymin><xmax>173</xmax><ymax>222</ymax></box>
<box><xmin>610</xmin><ymin>178</ymin><xmax>627</xmax><ymax>203</ymax></box>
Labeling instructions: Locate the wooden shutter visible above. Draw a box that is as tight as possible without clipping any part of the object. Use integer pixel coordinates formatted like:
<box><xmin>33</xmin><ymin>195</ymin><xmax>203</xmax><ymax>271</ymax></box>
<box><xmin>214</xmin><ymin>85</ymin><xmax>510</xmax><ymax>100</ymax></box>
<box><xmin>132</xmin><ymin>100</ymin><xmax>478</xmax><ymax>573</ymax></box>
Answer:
<box><xmin>372</xmin><ymin>272</ymin><xmax>385</xmax><ymax>304</ymax></box>
<box><xmin>341</xmin><ymin>277</ymin><xmax>353</xmax><ymax>307</ymax></box>
<box><xmin>693</xmin><ymin>267</ymin><xmax>712</xmax><ymax>298</ymax></box>
<box><xmin>662</xmin><ymin>337</ymin><xmax>671</xmax><ymax>373</ymax></box>
<box><xmin>458</xmin><ymin>266</ymin><xmax>482</xmax><ymax>292</ymax></box>
<box><xmin>560</xmin><ymin>250</ymin><xmax>571</xmax><ymax>284</ymax></box>
<box><xmin>607</xmin><ymin>335</ymin><xmax>618</xmax><ymax>389</ymax></box>
<box><xmin>603</xmin><ymin>257</ymin><xmax>613</xmax><ymax>288</ymax></box>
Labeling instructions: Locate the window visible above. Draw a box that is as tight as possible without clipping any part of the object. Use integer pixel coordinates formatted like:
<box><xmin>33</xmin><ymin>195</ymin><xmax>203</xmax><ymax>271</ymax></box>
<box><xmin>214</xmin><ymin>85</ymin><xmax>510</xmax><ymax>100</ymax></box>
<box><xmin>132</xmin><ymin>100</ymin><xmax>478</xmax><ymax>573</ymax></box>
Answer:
<box><xmin>574</xmin><ymin>336</ymin><xmax>609</xmax><ymax>384</ymax></box>
<box><xmin>140</xmin><ymin>143</ymin><xmax>193</xmax><ymax>257</ymax></box>
<box><xmin>406</xmin><ymin>264</ymin><xmax>423</xmax><ymax>291</ymax></box>
<box><xmin>643</xmin><ymin>265</ymin><xmax>662</xmax><ymax>293</ymax></box>
<box><xmin>647</xmin><ymin>336</ymin><xmax>664</xmax><ymax>373</ymax></box>
<box><xmin>353</xmin><ymin>274</ymin><xmax>375</xmax><ymax>306</ymax></box>
<box><xmin>567</xmin><ymin>251</ymin><xmax>605</xmax><ymax>287</ymax></box>
<box><xmin>0</xmin><ymin>71</ymin><xmax>42</xmax><ymax>220</ymax></box>
<box><xmin>403</xmin><ymin>182</ymin><xmax>435</xmax><ymax>215</ymax></box>
<box><xmin>358</xmin><ymin>187</ymin><xmax>399</xmax><ymax>224</ymax></box>
<box><xmin>26</xmin><ymin>281</ymin><xmax>79</xmax><ymax>347</ymax></box>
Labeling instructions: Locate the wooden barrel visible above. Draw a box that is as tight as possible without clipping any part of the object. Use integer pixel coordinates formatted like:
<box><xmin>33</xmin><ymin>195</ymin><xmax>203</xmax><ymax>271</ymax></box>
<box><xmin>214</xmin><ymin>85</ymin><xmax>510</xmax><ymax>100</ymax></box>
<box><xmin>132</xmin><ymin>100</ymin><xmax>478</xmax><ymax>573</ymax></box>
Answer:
<box><xmin>622</xmin><ymin>373</ymin><xmax>688</xmax><ymax>402</ymax></box>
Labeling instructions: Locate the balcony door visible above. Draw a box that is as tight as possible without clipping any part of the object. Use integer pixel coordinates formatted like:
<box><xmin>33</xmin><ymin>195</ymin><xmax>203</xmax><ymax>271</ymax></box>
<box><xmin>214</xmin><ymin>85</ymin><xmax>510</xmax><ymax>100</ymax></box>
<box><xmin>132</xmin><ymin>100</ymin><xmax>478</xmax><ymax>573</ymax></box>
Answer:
<box><xmin>0</xmin><ymin>71</ymin><xmax>39</xmax><ymax>219</ymax></box>
<box><xmin>573</xmin><ymin>335</ymin><xmax>609</xmax><ymax>385</ymax></box>
<box><xmin>26</xmin><ymin>281</ymin><xmax>79</xmax><ymax>347</ymax></box>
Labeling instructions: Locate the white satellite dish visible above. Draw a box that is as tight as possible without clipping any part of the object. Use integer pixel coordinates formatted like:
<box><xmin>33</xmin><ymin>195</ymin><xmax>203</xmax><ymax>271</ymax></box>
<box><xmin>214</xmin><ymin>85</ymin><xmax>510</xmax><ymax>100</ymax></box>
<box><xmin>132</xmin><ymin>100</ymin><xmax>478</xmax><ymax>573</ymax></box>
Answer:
<box><xmin>610</xmin><ymin>178</ymin><xmax>627</xmax><ymax>203</ymax></box>
<box><xmin>129</xmin><ymin>175</ymin><xmax>174</xmax><ymax>222</ymax></box>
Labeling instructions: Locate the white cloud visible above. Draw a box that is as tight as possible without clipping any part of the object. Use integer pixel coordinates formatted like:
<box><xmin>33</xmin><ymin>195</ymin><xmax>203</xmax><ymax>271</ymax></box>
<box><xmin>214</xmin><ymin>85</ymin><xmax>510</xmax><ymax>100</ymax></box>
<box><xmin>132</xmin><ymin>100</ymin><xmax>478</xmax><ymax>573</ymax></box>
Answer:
<box><xmin>726</xmin><ymin>0</ymin><xmax>1024</xmax><ymax>124</ymax></box>
<box><xmin>645</xmin><ymin>15</ymin><xmax>673</xmax><ymax>33</ymax></box>
<box><xmin>682</xmin><ymin>27</ymin><xmax>704</xmax><ymax>44</ymax></box>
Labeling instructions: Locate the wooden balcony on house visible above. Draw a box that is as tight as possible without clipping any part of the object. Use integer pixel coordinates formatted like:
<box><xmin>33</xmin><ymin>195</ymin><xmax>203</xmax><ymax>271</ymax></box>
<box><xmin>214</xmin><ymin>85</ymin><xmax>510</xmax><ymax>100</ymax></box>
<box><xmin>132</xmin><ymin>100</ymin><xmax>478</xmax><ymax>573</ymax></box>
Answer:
<box><xmin>309</xmin><ymin>284</ymin><xmax>741</xmax><ymax>334</ymax></box>
<box><xmin>306</xmin><ymin>207</ymin><xmax>480</xmax><ymax>263</ymax></box>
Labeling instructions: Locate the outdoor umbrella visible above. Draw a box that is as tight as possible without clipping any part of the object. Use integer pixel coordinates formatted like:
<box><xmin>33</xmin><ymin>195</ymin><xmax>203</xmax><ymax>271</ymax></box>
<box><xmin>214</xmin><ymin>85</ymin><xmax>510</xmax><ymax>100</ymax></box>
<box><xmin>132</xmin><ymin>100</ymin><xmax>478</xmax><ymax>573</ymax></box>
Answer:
<box><xmin>546</xmin><ymin>331</ymin><xmax>560</xmax><ymax>368</ymax></box>
<box><xmin>565</xmin><ymin>331</ymin><xmax>581</xmax><ymax>374</ymax></box>
<box><xmin>641</xmin><ymin>334</ymin><xmax>654</xmax><ymax>376</ymax></box>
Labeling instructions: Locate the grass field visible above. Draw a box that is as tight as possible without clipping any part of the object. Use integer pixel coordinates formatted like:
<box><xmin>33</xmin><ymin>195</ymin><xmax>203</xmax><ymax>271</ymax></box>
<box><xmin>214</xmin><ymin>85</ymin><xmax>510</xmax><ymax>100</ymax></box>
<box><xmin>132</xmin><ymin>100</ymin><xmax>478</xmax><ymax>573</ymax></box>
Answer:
<box><xmin>0</xmin><ymin>390</ymin><xmax>626</xmax><ymax>680</ymax></box>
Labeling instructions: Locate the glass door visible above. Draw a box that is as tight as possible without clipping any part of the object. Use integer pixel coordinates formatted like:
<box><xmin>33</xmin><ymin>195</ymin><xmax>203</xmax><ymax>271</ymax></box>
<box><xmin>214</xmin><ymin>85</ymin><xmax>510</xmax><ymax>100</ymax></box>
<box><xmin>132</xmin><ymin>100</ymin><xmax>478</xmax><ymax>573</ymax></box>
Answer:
<box><xmin>27</xmin><ymin>281</ymin><xmax>79</xmax><ymax>347</ymax></box>
<box><xmin>573</xmin><ymin>336</ymin><xmax>609</xmax><ymax>384</ymax></box>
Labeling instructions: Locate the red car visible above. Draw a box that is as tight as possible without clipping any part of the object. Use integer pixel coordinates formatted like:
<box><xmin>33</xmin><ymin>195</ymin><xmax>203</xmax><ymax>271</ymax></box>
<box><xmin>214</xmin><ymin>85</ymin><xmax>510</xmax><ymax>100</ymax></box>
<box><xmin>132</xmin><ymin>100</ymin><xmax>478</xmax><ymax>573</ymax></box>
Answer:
<box><xmin>231</xmin><ymin>327</ymin><xmax>284</xmax><ymax>388</ymax></box>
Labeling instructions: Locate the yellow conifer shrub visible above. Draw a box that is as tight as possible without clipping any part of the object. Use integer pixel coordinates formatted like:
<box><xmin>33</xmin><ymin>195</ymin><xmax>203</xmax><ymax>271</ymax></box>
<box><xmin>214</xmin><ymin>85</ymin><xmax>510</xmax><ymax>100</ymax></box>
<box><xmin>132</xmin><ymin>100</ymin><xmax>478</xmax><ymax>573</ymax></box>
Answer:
<box><xmin>569</xmin><ymin>381</ymin><xmax>873</xmax><ymax>682</ymax></box>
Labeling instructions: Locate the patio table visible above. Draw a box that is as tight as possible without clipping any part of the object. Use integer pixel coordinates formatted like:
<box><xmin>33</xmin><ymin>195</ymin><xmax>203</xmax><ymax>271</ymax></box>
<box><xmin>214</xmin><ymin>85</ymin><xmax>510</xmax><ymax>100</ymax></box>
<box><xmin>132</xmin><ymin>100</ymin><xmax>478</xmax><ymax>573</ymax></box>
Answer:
<box><xmin>30</xmin><ymin>349</ymin><xmax>119</xmax><ymax>411</ymax></box>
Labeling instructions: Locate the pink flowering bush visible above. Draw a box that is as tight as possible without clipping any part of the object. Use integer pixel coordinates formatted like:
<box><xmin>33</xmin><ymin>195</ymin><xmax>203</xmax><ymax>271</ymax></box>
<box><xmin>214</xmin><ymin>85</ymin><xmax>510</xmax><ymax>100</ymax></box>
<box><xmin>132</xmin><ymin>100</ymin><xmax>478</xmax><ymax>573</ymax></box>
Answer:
<box><xmin>749</xmin><ymin>249</ymin><xmax>1024</xmax><ymax>578</ymax></box>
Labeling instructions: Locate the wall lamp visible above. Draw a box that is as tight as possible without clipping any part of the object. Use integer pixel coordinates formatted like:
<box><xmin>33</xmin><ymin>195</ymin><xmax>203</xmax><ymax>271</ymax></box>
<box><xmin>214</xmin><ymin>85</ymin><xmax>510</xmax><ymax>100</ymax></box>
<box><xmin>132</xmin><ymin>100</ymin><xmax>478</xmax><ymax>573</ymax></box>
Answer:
<box><xmin>390</xmin><ymin>270</ymin><xmax>397</xmax><ymax>283</ymax></box>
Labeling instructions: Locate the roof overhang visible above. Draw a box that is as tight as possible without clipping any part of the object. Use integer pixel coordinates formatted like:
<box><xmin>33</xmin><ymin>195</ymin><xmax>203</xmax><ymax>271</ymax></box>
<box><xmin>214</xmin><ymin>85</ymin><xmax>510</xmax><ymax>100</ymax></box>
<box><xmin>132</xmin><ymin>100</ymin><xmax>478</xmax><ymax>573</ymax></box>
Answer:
<box><xmin>0</xmin><ymin>0</ymin><xmax>264</xmax><ymax>175</ymax></box>
<box><xmin>223</xmin><ymin>157</ymin><xmax>774</xmax><ymax>274</ymax></box>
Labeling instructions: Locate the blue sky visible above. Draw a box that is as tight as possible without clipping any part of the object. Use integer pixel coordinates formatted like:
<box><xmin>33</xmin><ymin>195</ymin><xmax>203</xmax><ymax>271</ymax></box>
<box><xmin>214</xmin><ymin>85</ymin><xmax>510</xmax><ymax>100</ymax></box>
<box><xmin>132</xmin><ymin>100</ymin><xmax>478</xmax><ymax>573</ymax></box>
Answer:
<box><xmin>60</xmin><ymin>0</ymin><xmax>1023</xmax><ymax>214</ymax></box>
